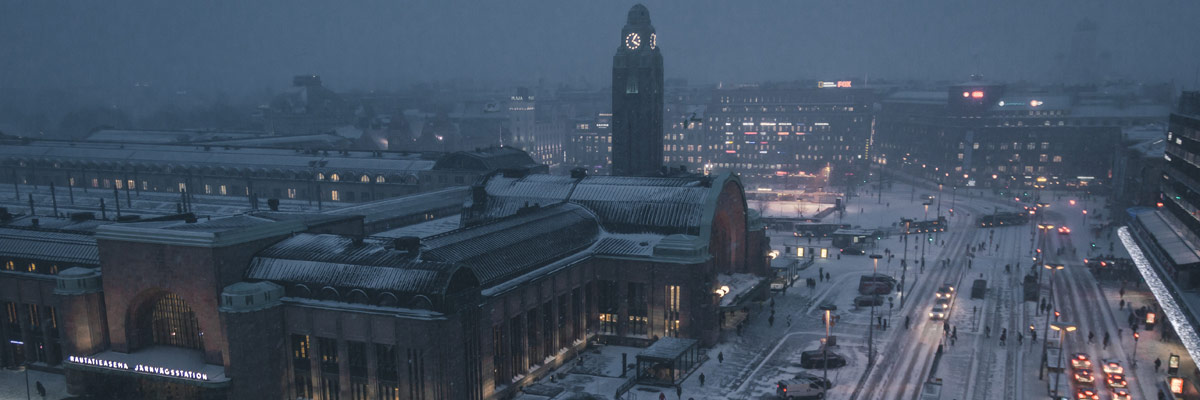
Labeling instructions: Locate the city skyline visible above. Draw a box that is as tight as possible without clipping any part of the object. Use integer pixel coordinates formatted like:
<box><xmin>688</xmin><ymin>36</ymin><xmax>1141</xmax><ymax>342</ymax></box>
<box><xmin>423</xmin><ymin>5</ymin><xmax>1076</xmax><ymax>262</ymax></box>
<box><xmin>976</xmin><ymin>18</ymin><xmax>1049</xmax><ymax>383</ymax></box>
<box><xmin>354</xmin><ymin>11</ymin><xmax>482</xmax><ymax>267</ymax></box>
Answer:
<box><xmin>4</xmin><ymin>1</ymin><xmax>1200</xmax><ymax>94</ymax></box>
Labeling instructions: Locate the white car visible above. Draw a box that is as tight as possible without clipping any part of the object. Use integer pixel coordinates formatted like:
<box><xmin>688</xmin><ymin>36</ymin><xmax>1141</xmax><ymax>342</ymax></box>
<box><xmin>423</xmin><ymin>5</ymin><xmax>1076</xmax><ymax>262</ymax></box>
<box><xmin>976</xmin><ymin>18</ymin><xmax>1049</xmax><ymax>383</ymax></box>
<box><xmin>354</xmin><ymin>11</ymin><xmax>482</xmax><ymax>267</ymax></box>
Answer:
<box><xmin>929</xmin><ymin>303</ymin><xmax>947</xmax><ymax>320</ymax></box>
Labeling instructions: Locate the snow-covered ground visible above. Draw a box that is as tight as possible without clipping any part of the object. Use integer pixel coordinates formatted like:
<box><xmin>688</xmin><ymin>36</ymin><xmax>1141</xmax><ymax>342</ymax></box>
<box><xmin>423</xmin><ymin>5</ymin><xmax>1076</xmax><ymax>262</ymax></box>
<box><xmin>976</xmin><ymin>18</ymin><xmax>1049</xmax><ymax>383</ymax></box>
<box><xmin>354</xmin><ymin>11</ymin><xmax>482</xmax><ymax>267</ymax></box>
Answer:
<box><xmin>0</xmin><ymin>367</ymin><xmax>68</xmax><ymax>400</ymax></box>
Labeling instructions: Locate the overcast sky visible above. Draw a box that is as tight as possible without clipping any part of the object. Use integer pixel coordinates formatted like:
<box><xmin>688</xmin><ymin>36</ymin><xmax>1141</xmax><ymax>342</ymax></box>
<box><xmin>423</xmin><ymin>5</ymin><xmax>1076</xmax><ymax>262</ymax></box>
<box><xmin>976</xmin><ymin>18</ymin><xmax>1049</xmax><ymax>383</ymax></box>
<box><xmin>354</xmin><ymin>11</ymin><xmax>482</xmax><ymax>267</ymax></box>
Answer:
<box><xmin>3</xmin><ymin>0</ymin><xmax>1200</xmax><ymax>93</ymax></box>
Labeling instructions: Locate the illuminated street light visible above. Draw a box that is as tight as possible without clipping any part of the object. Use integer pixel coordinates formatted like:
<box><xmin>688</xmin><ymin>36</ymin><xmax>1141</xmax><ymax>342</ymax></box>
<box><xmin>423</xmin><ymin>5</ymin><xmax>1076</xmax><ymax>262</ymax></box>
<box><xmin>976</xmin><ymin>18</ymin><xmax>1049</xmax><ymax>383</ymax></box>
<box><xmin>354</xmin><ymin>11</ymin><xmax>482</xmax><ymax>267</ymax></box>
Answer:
<box><xmin>1049</xmin><ymin>321</ymin><xmax>1077</xmax><ymax>395</ymax></box>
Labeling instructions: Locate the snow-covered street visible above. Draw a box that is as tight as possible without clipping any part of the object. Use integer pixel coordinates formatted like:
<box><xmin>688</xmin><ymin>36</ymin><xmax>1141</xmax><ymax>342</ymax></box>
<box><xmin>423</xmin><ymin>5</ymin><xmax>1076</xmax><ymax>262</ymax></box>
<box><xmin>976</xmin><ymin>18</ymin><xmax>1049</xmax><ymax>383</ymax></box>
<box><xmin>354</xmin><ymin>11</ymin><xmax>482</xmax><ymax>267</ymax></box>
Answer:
<box><xmin>511</xmin><ymin>176</ymin><xmax>1194</xmax><ymax>400</ymax></box>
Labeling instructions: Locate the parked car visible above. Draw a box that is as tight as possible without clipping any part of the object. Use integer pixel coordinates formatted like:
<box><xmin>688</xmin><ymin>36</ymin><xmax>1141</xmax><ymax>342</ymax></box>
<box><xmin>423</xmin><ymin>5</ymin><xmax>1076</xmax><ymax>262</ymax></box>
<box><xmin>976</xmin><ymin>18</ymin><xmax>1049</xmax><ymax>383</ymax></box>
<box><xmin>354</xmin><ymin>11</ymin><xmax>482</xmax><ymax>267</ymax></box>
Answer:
<box><xmin>776</xmin><ymin>379</ymin><xmax>826</xmax><ymax>399</ymax></box>
<box><xmin>1110</xmin><ymin>388</ymin><xmax>1131</xmax><ymax>400</ymax></box>
<box><xmin>858</xmin><ymin>274</ymin><xmax>896</xmax><ymax>295</ymax></box>
<box><xmin>840</xmin><ymin>246</ymin><xmax>865</xmax><ymax>255</ymax></box>
<box><xmin>793</xmin><ymin>372</ymin><xmax>832</xmax><ymax>389</ymax></box>
<box><xmin>800</xmin><ymin>350</ymin><xmax>847</xmax><ymax>369</ymax></box>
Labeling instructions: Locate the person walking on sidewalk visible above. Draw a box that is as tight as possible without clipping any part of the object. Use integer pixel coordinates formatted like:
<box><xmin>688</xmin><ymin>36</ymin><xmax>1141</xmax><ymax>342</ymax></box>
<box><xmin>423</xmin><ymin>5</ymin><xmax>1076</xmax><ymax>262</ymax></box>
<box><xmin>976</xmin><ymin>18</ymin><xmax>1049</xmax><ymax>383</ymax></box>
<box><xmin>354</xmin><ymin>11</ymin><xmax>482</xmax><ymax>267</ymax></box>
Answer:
<box><xmin>1155</xmin><ymin>358</ymin><xmax>1162</xmax><ymax>372</ymax></box>
<box><xmin>1103</xmin><ymin>332</ymin><xmax>1111</xmax><ymax>349</ymax></box>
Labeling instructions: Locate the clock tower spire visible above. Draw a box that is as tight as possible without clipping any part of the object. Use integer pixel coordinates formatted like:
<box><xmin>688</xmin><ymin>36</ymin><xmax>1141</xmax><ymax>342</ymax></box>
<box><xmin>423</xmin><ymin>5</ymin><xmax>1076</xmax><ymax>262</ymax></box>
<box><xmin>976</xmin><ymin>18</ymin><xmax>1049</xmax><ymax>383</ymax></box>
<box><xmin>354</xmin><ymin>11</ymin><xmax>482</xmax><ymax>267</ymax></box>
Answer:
<box><xmin>611</xmin><ymin>4</ymin><xmax>663</xmax><ymax>176</ymax></box>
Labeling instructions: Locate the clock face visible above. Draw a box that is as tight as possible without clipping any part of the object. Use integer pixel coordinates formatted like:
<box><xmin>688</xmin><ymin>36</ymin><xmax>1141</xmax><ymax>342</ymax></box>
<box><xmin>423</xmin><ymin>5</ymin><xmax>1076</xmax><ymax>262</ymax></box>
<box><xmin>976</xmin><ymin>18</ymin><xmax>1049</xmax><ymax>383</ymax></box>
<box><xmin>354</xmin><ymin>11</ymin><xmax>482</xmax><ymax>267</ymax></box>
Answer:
<box><xmin>650</xmin><ymin>33</ymin><xmax>657</xmax><ymax>49</ymax></box>
<box><xmin>625</xmin><ymin>33</ymin><xmax>641</xmax><ymax>50</ymax></box>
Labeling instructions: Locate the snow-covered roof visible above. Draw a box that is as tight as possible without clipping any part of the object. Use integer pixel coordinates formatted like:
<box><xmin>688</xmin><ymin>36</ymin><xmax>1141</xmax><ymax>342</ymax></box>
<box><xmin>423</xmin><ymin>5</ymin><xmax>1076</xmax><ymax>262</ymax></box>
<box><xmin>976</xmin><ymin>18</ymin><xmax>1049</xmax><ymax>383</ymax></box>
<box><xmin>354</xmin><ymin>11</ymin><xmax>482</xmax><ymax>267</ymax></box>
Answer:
<box><xmin>373</xmin><ymin>216</ymin><xmax>462</xmax><ymax>239</ymax></box>
<box><xmin>326</xmin><ymin>186</ymin><xmax>469</xmax><ymax>225</ymax></box>
<box><xmin>84</xmin><ymin>129</ymin><xmax>263</xmax><ymax>144</ymax></box>
<box><xmin>248</xmin><ymin>203</ymin><xmax>602</xmax><ymax>301</ymax></box>
<box><xmin>422</xmin><ymin>203</ymin><xmax>601</xmax><ymax>287</ymax></box>
<box><xmin>464</xmin><ymin>173</ymin><xmax>731</xmax><ymax>236</ymax></box>
<box><xmin>1</xmin><ymin>140</ymin><xmax>436</xmax><ymax>173</ymax></box>
<box><xmin>638</xmin><ymin>337</ymin><xmax>698</xmax><ymax>361</ymax></box>
<box><xmin>0</xmin><ymin>227</ymin><xmax>98</xmax><ymax>266</ymax></box>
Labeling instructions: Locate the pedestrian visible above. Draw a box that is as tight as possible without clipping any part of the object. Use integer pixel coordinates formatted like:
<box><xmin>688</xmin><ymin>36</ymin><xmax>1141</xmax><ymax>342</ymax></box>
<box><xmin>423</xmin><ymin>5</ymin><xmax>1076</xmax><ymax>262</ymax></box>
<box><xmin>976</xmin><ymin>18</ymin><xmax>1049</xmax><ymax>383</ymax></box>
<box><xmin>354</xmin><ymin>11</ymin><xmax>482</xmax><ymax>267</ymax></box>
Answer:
<box><xmin>905</xmin><ymin>316</ymin><xmax>911</xmax><ymax>330</ymax></box>
<box><xmin>1155</xmin><ymin>357</ymin><xmax>1162</xmax><ymax>372</ymax></box>
<box><xmin>1103</xmin><ymin>333</ymin><xmax>1111</xmax><ymax>349</ymax></box>
<box><xmin>825</xmin><ymin>272</ymin><xmax>830</xmax><ymax>281</ymax></box>
<box><xmin>883</xmin><ymin>319</ymin><xmax>888</xmax><ymax>330</ymax></box>
<box><xmin>1089</xmin><ymin>331</ymin><xmax>1095</xmax><ymax>343</ymax></box>
<box><xmin>660</xmin><ymin>392</ymin><xmax>666</xmax><ymax>400</ymax></box>
<box><xmin>36</xmin><ymin>381</ymin><xmax>46</xmax><ymax>397</ymax></box>
<box><xmin>699</xmin><ymin>373</ymin><xmax>705</xmax><ymax>386</ymax></box>
<box><xmin>952</xmin><ymin>326</ymin><xmax>957</xmax><ymax>338</ymax></box>
<box><xmin>768</xmin><ymin>315</ymin><xmax>775</xmax><ymax>327</ymax></box>
<box><xmin>1120</xmin><ymin>287</ymin><xmax>1126</xmax><ymax>298</ymax></box>
<box><xmin>787</xmin><ymin>315</ymin><xmax>792</xmax><ymax>327</ymax></box>
<box><xmin>1018</xmin><ymin>333</ymin><xmax>1023</xmax><ymax>344</ymax></box>
<box><xmin>1000</xmin><ymin>332</ymin><xmax>1006</xmax><ymax>346</ymax></box>
<box><xmin>985</xmin><ymin>325</ymin><xmax>991</xmax><ymax>338</ymax></box>
<box><xmin>718</xmin><ymin>351</ymin><xmax>724</xmax><ymax>364</ymax></box>
<box><xmin>1120</xmin><ymin>299</ymin><xmax>1125</xmax><ymax>309</ymax></box>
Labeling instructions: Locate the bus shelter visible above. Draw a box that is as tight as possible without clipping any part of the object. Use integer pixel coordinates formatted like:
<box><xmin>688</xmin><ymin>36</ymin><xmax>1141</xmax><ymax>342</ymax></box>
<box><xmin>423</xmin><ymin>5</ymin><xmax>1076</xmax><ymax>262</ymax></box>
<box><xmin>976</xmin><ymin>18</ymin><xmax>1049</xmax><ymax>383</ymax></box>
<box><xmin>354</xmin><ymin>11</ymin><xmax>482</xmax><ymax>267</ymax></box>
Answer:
<box><xmin>635</xmin><ymin>338</ymin><xmax>701</xmax><ymax>387</ymax></box>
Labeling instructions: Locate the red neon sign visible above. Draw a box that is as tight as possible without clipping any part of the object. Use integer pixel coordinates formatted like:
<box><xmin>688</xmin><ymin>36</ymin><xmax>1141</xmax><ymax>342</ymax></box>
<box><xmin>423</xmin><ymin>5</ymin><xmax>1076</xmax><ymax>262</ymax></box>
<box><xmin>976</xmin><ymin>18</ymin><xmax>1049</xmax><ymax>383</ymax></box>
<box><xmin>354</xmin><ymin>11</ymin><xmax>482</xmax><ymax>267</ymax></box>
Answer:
<box><xmin>971</xmin><ymin>91</ymin><xmax>984</xmax><ymax>99</ymax></box>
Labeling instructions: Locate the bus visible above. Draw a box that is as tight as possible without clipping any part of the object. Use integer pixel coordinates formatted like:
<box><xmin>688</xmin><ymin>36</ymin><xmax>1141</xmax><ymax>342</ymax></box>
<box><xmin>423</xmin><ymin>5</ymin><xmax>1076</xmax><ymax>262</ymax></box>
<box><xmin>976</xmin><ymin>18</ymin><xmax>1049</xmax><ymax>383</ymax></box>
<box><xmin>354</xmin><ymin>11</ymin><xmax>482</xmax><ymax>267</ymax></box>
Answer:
<box><xmin>978</xmin><ymin>212</ymin><xmax>1029</xmax><ymax>228</ymax></box>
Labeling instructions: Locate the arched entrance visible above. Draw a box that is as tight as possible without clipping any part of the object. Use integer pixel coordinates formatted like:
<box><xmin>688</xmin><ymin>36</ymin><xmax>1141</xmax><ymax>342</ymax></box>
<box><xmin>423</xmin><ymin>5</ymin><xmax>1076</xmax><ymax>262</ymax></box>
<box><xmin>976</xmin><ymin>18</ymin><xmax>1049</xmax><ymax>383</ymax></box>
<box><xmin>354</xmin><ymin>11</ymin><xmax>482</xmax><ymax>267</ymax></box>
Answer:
<box><xmin>137</xmin><ymin>293</ymin><xmax>204</xmax><ymax>351</ymax></box>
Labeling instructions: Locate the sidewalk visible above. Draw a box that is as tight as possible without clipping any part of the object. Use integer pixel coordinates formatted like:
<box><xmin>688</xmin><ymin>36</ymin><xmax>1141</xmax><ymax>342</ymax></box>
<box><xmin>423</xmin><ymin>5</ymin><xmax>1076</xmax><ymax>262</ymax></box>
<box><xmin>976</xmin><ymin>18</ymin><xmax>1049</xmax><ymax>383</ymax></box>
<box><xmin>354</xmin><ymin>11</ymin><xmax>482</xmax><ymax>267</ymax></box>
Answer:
<box><xmin>0</xmin><ymin>367</ymin><xmax>68</xmax><ymax>400</ymax></box>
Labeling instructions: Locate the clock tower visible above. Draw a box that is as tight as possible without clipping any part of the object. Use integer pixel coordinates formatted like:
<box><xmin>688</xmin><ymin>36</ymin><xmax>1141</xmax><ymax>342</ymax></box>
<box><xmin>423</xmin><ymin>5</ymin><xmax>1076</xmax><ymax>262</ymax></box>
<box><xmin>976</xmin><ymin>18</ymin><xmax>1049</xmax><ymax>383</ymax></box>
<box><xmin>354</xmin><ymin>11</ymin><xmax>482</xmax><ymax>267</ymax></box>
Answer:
<box><xmin>611</xmin><ymin>4</ymin><xmax>663</xmax><ymax>176</ymax></box>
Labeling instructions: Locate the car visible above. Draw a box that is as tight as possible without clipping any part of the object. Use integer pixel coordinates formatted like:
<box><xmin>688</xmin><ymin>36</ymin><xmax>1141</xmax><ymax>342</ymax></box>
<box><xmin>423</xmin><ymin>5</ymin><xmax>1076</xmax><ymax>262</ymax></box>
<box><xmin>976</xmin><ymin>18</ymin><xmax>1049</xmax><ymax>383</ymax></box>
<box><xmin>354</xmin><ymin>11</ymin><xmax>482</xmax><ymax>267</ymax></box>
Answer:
<box><xmin>935</xmin><ymin>284</ymin><xmax>955</xmax><ymax>299</ymax></box>
<box><xmin>1076</xmin><ymin>387</ymin><xmax>1099</xmax><ymax>400</ymax></box>
<box><xmin>1070</xmin><ymin>353</ymin><xmax>1092</xmax><ymax>369</ymax></box>
<box><xmin>771</xmin><ymin>277</ymin><xmax>789</xmax><ymax>291</ymax></box>
<box><xmin>840</xmin><ymin>247</ymin><xmax>865</xmax><ymax>255</ymax></box>
<box><xmin>1073</xmin><ymin>369</ymin><xmax>1094</xmax><ymax>384</ymax></box>
<box><xmin>1105</xmin><ymin>373</ymin><xmax>1127</xmax><ymax>388</ymax></box>
<box><xmin>1110</xmin><ymin>388</ymin><xmax>1131</xmax><ymax>400</ymax></box>
<box><xmin>854</xmin><ymin>295</ymin><xmax>884</xmax><ymax>307</ymax></box>
<box><xmin>929</xmin><ymin>303</ymin><xmax>947</xmax><ymax>320</ymax></box>
<box><xmin>793</xmin><ymin>372</ymin><xmax>833</xmax><ymax>389</ymax></box>
<box><xmin>776</xmin><ymin>379</ymin><xmax>825</xmax><ymax>399</ymax></box>
<box><xmin>1101</xmin><ymin>359</ymin><xmax>1123</xmax><ymax>374</ymax></box>
<box><xmin>1058</xmin><ymin>226</ymin><xmax>1071</xmax><ymax>235</ymax></box>
<box><xmin>800</xmin><ymin>350</ymin><xmax>847</xmax><ymax>369</ymax></box>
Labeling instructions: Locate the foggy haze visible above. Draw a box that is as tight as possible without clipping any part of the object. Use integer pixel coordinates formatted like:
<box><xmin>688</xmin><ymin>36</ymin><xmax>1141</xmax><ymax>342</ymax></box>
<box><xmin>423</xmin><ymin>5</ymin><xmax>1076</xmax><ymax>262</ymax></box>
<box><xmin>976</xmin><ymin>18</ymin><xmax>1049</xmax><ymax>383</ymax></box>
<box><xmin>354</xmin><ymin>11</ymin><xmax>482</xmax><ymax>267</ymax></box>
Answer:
<box><xmin>4</xmin><ymin>0</ymin><xmax>1200</xmax><ymax>94</ymax></box>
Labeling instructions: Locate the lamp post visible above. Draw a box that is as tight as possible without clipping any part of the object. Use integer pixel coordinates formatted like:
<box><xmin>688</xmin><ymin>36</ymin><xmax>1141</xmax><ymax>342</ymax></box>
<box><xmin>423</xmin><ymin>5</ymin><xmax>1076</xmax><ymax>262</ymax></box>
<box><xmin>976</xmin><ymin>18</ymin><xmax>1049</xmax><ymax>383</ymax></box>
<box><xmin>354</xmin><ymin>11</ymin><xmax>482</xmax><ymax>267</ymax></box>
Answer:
<box><xmin>1039</xmin><ymin>263</ymin><xmax>1065</xmax><ymax>379</ymax></box>
<box><xmin>868</xmin><ymin>254</ymin><xmax>883</xmax><ymax>366</ymax></box>
<box><xmin>820</xmin><ymin>303</ymin><xmax>837</xmax><ymax>398</ymax></box>
<box><xmin>1049</xmin><ymin>321</ymin><xmax>1078</xmax><ymax>396</ymax></box>
<box><xmin>1132</xmin><ymin>332</ymin><xmax>1140</xmax><ymax>367</ymax></box>
<box><xmin>900</xmin><ymin>219</ymin><xmax>912</xmax><ymax>307</ymax></box>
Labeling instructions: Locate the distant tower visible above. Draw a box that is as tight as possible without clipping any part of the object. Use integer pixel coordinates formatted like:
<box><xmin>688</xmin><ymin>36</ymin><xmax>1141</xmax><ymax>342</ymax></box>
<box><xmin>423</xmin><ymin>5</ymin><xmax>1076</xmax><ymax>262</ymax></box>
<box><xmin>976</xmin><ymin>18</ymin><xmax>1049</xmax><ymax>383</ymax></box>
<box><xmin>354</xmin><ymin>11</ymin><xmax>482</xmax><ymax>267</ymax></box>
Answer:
<box><xmin>1064</xmin><ymin>18</ymin><xmax>1099</xmax><ymax>85</ymax></box>
<box><xmin>611</xmin><ymin>4</ymin><xmax>664</xmax><ymax>176</ymax></box>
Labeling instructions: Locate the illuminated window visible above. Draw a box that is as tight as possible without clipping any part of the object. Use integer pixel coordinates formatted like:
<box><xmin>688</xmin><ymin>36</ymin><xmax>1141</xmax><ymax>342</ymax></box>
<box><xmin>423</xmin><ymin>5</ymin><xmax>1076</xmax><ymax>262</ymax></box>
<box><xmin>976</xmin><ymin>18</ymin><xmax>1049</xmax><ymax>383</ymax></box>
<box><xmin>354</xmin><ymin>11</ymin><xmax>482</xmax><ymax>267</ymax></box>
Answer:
<box><xmin>26</xmin><ymin>304</ymin><xmax>39</xmax><ymax>327</ymax></box>
<box><xmin>797</xmin><ymin>247</ymin><xmax>805</xmax><ymax>257</ymax></box>
<box><xmin>316</xmin><ymin>173</ymin><xmax>325</xmax><ymax>180</ymax></box>
<box><xmin>69</xmin><ymin>177</ymin><xmax>76</xmax><ymax>186</ymax></box>
<box><xmin>331</xmin><ymin>190</ymin><xmax>340</xmax><ymax>201</ymax></box>
<box><xmin>50</xmin><ymin>264</ymin><xmax>58</xmax><ymax>274</ymax></box>
<box><xmin>665</xmin><ymin>285</ymin><xmax>681</xmax><ymax>337</ymax></box>
<box><xmin>287</xmin><ymin>188</ymin><xmax>297</xmax><ymax>199</ymax></box>
<box><xmin>178</xmin><ymin>183</ymin><xmax>186</xmax><ymax>192</ymax></box>
<box><xmin>204</xmin><ymin>184</ymin><xmax>212</xmax><ymax>194</ymax></box>
<box><xmin>4</xmin><ymin>261</ymin><xmax>12</xmax><ymax>270</ymax></box>
<box><xmin>330</xmin><ymin>173</ymin><xmax>340</xmax><ymax>182</ymax></box>
<box><xmin>146</xmin><ymin>293</ymin><xmax>203</xmax><ymax>350</ymax></box>
<box><xmin>360</xmin><ymin>175</ymin><xmax>370</xmax><ymax>183</ymax></box>
<box><xmin>820</xmin><ymin>248</ymin><xmax>829</xmax><ymax>258</ymax></box>
<box><xmin>27</xmin><ymin>263</ymin><xmax>36</xmax><ymax>273</ymax></box>
<box><xmin>219</xmin><ymin>185</ymin><xmax>227</xmax><ymax>195</ymax></box>
<box><xmin>127</xmin><ymin>180</ymin><xmax>135</xmax><ymax>190</ymax></box>
<box><xmin>1052</xmin><ymin>156</ymin><xmax>1062</xmax><ymax>163</ymax></box>
<box><xmin>115</xmin><ymin>180</ymin><xmax>123</xmax><ymax>190</ymax></box>
<box><xmin>91</xmin><ymin>178</ymin><xmax>98</xmax><ymax>187</ymax></box>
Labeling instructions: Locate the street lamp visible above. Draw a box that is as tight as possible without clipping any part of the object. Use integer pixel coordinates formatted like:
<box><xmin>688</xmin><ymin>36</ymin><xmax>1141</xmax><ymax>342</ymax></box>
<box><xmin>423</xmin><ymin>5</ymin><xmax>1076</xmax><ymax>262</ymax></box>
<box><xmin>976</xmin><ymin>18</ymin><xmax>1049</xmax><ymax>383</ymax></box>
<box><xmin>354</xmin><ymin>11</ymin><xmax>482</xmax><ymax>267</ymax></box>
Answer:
<box><xmin>1132</xmin><ymin>332</ymin><xmax>1140</xmax><ymax>367</ymax></box>
<box><xmin>868</xmin><ymin>254</ymin><xmax>883</xmax><ymax>366</ymax></box>
<box><xmin>900</xmin><ymin>218</ymin><xmax>912</xmax><ymax>307</ymax></box>
<box><xmin>1049</xmin><ymin>321</ymin><xmax>1078</xmax><ymax>396</ymax></box>
<box><xmin>820</xmin><ymin>303</ymin><xmax>838</xmax><ymax>398</ymax></box>
<box><xmin>1039</xmin><ymin>263</ymin><xmax>1065</xmax><ymax>379</ymax></box>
